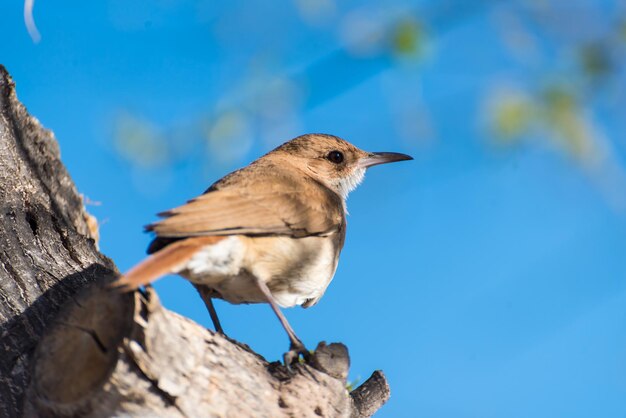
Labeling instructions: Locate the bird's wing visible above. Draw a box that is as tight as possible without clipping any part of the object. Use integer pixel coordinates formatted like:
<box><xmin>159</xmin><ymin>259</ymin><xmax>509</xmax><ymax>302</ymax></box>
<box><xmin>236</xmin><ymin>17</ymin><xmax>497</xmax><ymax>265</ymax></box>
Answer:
<box><xmin>146</xmin><ymin>170</ymin><xmax>344</xmax><ymax>239</ymax></box>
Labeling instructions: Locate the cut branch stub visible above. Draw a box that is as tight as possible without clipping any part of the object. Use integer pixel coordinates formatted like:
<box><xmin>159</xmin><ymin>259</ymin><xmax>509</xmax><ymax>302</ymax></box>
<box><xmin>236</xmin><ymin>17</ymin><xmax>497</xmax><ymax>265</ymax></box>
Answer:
<box><xmin>31</xmin><ymin>283</ymin><xmax>134</xmax><ymax>409</ymax></box>
<box><xmin>310</xmin><ymin>342</ymin><xmax>350</xmax><ymax>381</ymax></box>
<box><xmin>350</xmin><ymin>371</ymin><xmax>391</xmax><ymax>417</ymax></box>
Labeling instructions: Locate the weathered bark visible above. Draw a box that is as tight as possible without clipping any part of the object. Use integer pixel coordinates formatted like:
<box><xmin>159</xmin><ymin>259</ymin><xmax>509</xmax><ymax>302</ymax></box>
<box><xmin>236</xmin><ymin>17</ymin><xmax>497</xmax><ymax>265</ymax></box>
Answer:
<box><xmin>0</xmin><ymin>65</ymin><xmax>390</xmax><ymax>417</ymax></box>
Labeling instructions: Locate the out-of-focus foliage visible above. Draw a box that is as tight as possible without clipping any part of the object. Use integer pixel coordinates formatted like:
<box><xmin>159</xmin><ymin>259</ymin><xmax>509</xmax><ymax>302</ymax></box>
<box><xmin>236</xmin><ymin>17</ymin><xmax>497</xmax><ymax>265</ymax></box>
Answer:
<box><xmin>392</xmin><ymin>18</ymin><xmax>426</xmax><ymax>57</ymax></box>
<box><xmin>106</xmin><ymin>0</ymin><xmax>626</xmax><ymax>208</ymax></box>
<box><xmin>205</xmin><ymin>110</ymin><xmax>253</xmax><ymax>163</ymax></box>
<box><xmin>113</xmin><ymin>112</ymin><xmax>204</xmax><ymax>168</ymax></box>
<box><xmin>487</xmin><ymin>7</ymin><xmax>624</xmax><ymax>162</ymax></box>
<box><xmin>488</xmin><ymin>88</ymin><xmax>533</xmax><ymax>141</ymax></box>
<box><xmin>109</xmin><ymin>1</ymin><xmax>440</xmax><ymax>169</ymax></box>
<box><xmin>114</xmin><ymin>113</ymin><xmax>169</xmax><ymax>169</ymax></box>
<box><xmin>579</xmin><ymin>41</ymin><xmax>613</xmax><ymax>79</ymax></box>
<box><xmin>488</xmin><ymin>85</ymin><xmax>600</xmax><ymax>162</ymax></box>
<box><xmin>484</xmin><ymin>1</ymin><xmax>626</xmax><ymax>208</ymax></box>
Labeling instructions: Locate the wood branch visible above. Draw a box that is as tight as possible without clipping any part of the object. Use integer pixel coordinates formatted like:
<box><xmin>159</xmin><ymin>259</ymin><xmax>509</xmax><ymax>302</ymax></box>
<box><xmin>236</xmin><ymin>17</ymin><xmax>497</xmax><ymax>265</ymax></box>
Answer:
<box><xmin>0</xmin><ymin>64</ymin><xmax>110</xmax><ymax>418</ymax></box>
<box><xmin>0</xmin><ymin>65</ymin><xmax>390</xmax><ymax>417</ymax></box>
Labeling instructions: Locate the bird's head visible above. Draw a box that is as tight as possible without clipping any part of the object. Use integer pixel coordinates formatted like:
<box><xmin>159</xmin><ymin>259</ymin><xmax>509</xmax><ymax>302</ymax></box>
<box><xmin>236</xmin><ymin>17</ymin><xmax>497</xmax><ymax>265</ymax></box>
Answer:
<box><xmin>269</xmin><ymin>133</ymin><xmax>413</xmax><ymax>199</ymax></box>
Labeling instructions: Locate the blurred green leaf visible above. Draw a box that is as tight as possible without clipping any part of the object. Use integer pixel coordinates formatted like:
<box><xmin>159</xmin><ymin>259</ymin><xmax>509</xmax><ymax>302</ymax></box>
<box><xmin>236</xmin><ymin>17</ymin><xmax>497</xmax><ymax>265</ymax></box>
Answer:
<box><xmin>346</xmin><ymin>377</ymin><xmax>360</xmax><ymax>392</ymax></box>
<box><xmin>487</xmin><ymin>83</ymin><xmax>600</xmax><ymax>163</ymax></box>
<box><xmin>392</xmin><ymin>18</ymin><xmax>425</xmax><ymax>56</ymax></box>
<box><xmin>204</xmin><ymin>110</ymin><xmax>253</xmax><ymax>163</ymax></box>
<box><xmin>541</xmin><ymin>86</ymin><xmax>594</xmax><ymax>161</ymax></box>
<box><xmin>578</xmin><ymin>42</ymin><xmax>612</xmax><ymax>79</ymax></box>
<box><xmin>113</xmin><ymin>113</ymin><xmax>169</xmax><ymax>168</ymax></box>
<box><xmin>542</xmin><ymin>85</ymin><xmax>576</xmax><ymax>113</ymax></box>
<box><xmin>490</xmin><ymin>93</ymin><xmax>533</xmax><ymax>141</ymax></box>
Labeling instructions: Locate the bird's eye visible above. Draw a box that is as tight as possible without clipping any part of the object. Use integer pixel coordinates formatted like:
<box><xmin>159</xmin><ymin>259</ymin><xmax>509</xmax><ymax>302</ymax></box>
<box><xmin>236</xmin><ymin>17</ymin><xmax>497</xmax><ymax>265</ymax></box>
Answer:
<box><xmin>327</xmin><ymin>150</ymin><xmax>344</xmax><ymax>164</ymax></box>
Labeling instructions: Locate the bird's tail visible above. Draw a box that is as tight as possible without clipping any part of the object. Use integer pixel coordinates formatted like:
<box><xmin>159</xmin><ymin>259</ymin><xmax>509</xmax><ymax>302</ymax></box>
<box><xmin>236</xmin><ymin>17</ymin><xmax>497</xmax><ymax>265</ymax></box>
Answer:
<box><xmin>111</xmin><ymin>236</ymin><xmax>224</xmax><ymax>292</ymax></box>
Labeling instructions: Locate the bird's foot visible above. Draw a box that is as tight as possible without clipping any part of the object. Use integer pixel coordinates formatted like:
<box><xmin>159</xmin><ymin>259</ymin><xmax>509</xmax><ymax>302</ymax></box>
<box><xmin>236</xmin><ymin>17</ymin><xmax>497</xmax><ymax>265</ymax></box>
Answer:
<box><xmin>283</xmin><ymin>341</ymin><xmax>311</xmax><ymax>372</ymax></box>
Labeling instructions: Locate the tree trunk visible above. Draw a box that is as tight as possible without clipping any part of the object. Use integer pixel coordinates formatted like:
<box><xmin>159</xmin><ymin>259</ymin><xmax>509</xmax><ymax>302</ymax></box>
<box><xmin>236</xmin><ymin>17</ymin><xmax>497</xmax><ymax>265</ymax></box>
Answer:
<box><xmin>0</xmin><ymin>66</ymin><xmax>390</xmax><ymax>418</ymax></box>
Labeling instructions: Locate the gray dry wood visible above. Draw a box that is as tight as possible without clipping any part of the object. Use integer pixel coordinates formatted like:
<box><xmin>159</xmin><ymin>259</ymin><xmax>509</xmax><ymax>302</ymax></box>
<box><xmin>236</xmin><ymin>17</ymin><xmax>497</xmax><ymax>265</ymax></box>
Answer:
<box><xmin>0</xmin><ymin>65</ymin><xmax>390</xmax><ymax>418</ymax></box>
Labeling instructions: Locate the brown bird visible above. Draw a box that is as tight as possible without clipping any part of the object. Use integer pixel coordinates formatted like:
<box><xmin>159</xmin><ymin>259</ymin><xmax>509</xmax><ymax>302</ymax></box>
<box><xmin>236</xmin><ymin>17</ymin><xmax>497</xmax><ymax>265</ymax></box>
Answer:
<box><xmin>113</xmin><ymin>133</ymin><xmax>412</xmax><ymax>364</ymax></box>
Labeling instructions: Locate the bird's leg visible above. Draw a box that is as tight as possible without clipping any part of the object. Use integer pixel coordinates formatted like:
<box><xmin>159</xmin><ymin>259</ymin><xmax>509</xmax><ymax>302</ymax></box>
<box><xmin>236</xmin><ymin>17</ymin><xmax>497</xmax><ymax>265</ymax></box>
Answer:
<box><xmin>194</xmin><ymin>285</ymin><xmax>224</xmax><ymax>334</ymax></box>
<box><xmin>205</xmin><ymin>297</ymin><xmax>224</xmax><ymax>335</ymax></box>
<box><xmin>252</xmin><ymin>276</ymin><xmax>310</xmax><ymax>367</ymax></box>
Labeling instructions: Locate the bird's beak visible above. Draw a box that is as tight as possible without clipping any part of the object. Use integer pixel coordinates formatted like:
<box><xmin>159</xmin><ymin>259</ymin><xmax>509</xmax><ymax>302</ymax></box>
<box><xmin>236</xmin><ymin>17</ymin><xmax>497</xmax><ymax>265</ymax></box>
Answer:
<box><xmin>358</xmin><ymin>152</ymin><xmax>413</xmax><ymax>169</ymax></box>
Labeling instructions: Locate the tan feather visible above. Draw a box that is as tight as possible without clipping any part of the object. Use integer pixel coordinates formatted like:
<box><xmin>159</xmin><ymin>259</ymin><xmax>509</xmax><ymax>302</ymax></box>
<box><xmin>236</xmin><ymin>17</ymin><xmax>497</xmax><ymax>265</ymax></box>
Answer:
<box><xmin>146</xmin><ymin>160</ymin><xmax>344</xmax><ymax>239</ymax></box>
<box><xmin>111</xmin><ymin>236</ymin><xmax>224</xmax><ymax>291</ymax></box>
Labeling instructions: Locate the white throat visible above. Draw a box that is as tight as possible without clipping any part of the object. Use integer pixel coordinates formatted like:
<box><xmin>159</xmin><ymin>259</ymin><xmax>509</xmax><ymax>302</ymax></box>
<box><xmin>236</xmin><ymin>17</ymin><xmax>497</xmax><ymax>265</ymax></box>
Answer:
<box><xmin>330</xmin><ymin>168</ymin><xmax>366</xmax><ymax>201</ymax></box>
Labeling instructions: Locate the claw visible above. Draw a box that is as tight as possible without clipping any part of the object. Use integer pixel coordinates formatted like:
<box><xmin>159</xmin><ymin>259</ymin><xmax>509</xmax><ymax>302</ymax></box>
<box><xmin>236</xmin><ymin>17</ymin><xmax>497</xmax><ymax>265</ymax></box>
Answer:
<box><xmin>283</xmin><ymin>342</ymin><xmax>311</xmax><ymax>372</ymax></box>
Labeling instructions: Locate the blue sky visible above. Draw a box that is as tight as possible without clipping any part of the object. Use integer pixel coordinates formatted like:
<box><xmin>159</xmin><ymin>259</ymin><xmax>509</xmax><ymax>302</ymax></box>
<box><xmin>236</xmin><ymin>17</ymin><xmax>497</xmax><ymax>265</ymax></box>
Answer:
<box><xmin>2</xmin><ymin>1</ymin><xmax>626</xmax><ymax>417</ymax></box>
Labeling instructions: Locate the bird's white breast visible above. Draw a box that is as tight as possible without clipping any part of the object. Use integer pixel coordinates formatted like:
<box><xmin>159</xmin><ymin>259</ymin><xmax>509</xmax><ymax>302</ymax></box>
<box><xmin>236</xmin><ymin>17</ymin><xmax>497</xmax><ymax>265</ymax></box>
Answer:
<box><xmin>179</xmin><ymin>235</ymin><xmax>339</xmax><ymax>308</ymax></box>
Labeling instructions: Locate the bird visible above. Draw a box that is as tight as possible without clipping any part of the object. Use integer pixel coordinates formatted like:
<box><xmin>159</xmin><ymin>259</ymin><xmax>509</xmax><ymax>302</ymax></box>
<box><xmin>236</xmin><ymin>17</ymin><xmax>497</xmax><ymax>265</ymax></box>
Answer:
<box><xmin>113</xmin><ymin>133</ymin><xmax>412</xmax><ymax>365</ymax></box>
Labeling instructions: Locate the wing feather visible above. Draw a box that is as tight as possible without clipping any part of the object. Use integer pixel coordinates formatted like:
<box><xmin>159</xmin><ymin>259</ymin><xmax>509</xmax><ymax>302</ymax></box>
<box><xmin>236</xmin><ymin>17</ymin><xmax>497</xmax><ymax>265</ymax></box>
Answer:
<box><xmin>147</xmin><ymin>166</ymin><xmax>344</xmax><ymax>239</ymax></box>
